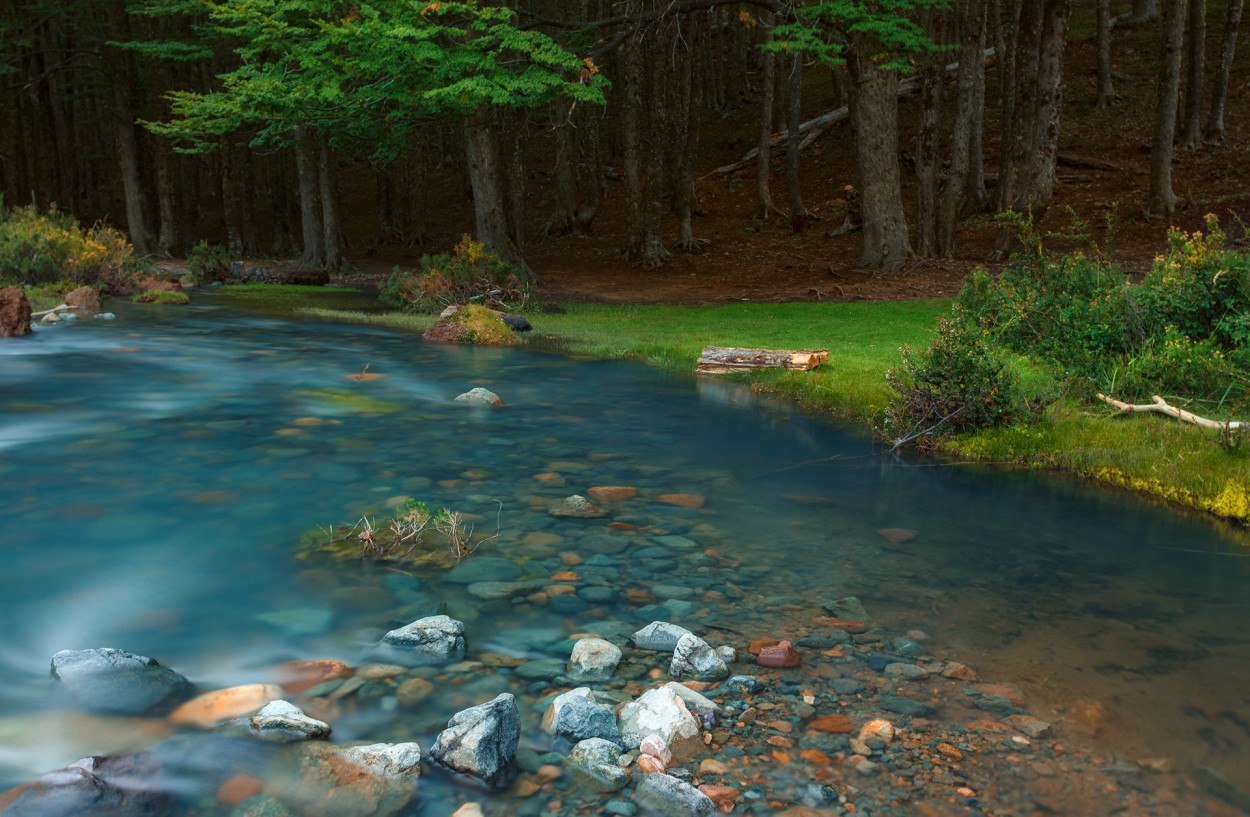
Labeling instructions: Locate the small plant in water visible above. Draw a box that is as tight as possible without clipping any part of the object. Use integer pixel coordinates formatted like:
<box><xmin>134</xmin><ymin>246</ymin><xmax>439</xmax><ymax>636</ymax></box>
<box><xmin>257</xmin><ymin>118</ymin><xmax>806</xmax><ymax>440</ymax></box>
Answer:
<box><xmin>336</xmin><ymin>498</ymin><xmax>499</xmax><ymax>563</ymax></box>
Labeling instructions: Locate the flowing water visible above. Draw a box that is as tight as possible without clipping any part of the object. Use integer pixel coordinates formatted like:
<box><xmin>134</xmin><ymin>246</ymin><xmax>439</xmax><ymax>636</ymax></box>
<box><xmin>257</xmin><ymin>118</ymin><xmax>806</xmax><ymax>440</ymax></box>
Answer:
<box><xmin>1</xmin><ymin>300</ymin><xmax>1248</xmax><ymax>815</ymax></box>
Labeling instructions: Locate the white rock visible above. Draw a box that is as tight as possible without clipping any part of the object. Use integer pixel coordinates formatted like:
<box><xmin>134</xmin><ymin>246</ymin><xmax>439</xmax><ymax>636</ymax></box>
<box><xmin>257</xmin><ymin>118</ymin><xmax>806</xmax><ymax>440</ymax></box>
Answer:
<box><xmin>568</xmin><ymin>638</ymin><xmax>622</xmax><ymax>682</ymax></box>
<box><xmin>617</xmin><ymin>686</ymin><xmax>701</xmax><ymax>758</ymax></box>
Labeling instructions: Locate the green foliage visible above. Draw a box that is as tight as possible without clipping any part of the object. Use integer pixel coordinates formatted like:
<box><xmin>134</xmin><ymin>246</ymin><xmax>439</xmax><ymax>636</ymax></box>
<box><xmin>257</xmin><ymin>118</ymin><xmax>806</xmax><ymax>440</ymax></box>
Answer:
<box><xmin>0</xmin><ymin>203</ymin><xmax>139</xmax><ymax>285</ymax></box>
<box><xmin>1120</xmin><ymin>325</ymin><xmax>1241</xmax><ymax>399</ymax></box>
<box><xmin>380</xmin><ymin>235</ymin><xmax>532</xmax><ymax>312</ymax></box>
<box><xmin>133</xmin><ymin>289</ymin><xmax>190</xmax><ymax>304</ymax></box>
<box><xmin>885</xmin><ymin>310</ymin><xmax>1026</xmax><ymax>441</ymax></box>
<box><xmin>185</xmin><ymin>240</ymin><xmax>231</xmax><ymax>282</ymax></box>
<box><xmin>770</xmin><ymin>0</ymin><xmax>950</xmax><ymax>69</ymax></box>
<box><xmin>148</xmin><ymin>0</ymin><xmax>608</xmax><ymax>156</ymax></box>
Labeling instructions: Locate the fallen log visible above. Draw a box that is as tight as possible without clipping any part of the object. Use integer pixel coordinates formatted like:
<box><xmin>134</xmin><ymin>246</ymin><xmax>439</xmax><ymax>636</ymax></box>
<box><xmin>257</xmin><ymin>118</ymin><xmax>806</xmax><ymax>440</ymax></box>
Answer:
<box><xmin>1097</xmin><ymin>394</ymin><xmax>1247</xmax><ymax>431</ymax></box>
<box><xmin>697</xmin><ymin>346</ymin><xmax>829</xmax><ymax>374</ymax></box>
<box><xmin>710</xmin><ymin>48</ymin><xmax>995</xmax><ymax>176</ymax></box>
<box><xmin>30</xmin><ymin>303</ymin><xmax>71</xmax><ymax>318</ymax></box>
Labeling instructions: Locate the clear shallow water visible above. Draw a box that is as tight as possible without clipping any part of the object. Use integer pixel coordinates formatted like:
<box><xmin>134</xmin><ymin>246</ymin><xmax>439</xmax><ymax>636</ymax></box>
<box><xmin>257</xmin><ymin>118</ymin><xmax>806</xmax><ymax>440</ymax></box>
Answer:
<box><xmin>0</xmin><ymin>300</ymin><xmax>1248</xmax><ymax>813</ymax></box>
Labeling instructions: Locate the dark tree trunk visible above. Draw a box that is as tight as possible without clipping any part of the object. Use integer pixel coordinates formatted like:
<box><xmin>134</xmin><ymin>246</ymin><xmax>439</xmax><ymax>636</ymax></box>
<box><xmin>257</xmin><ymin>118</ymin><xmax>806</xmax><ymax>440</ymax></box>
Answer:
<box><xmin>317</xmin><ymin>134</ymin><xmax>342</xmax><ymax>272</ymax></box>
<box><xmin>848</xmin><ymin>50</ymin><xmax>910</xmax><ymax>271</ymax></box>
<box><xmin>1097</xmin><ymin>0</ymin><xmax>1117</xmax><ymax>106</ymax></box>
<box><xmin>674</xmin><ymin>11</ymin><xmax>706</xmax><ymax>249</ymax></box>
<box><xmin>1115</xmin><ymin>0</ymin><xmax>1161</xmax><ymax>26</ymax></box>
<box><xmin>994</xmin><ymin>0</ymin><xmax>1072</xmax><ymax>259</ymax></box>
<box><xmin>544</xmin><ymin>106</ymin><xmax>580</xmax><ymax>237</ymax></box>
<box><xmin>464</xmin><ymin>107</ymin><xmax>524</xmax><ymax>265</ymax></box>
<box><xmin>914</xmin><ymin>11</ymin><xmax>947</xmax><ymax>258</ymax></box>
<box><xmin>940</xmin><ymin>0</ymin><xmax>988</xmax><ymax>257</ymax></box>
<box><xmin>641</xmin><ymin>24</ymin><xmax>671</xmax><ymax>266</ymax></box>
<box><xmin>785</xmin><ymin>53</ymin><xmax>807</xmax><ymax>233</ymax></box>
<box><xmin>1147</xmin><ymin>0</ymin><xmax>1187</xmax><ymax>218</ymax></box>
<box><xmin>295</xmin><ymin>136</ymin><xmax>325</xmax><ymax>268</ymax></box>
<box><xmin>1204</xmin><ymin>0</ymin><xmax>1243</xmax><ymax>141</ymax></box>
<box><xmin>756</xmin><ymin>13</ymin><xmax>780</xmax><ymax>219</ymax></box>
<box><xmin>103</xmin><ymin>0</ymin><xmax>152</xmax><ymax>253</ymax></box>
<box><xmin>1179</xmin><ymin>0</ymin><xmax>1206</xmax><ymax>150</ymax></box>
<box><xmin>573</xmin><ymin>102</ymin><xmax>603</xmax><ymax>233</ymax></box>
<box><xmin>155</xmin><ymin>143</ymin><xmax>177</xmax><ymax>257</ymax></box>
<box><xmin>219</xmin><ymin>148</ymin><xmax>244</xmax><ymax>257</ymax></box>
<box><xmin>621</xmin><ymin>36</ymin><xmax>646</xmax><ymax>260</ymax></box>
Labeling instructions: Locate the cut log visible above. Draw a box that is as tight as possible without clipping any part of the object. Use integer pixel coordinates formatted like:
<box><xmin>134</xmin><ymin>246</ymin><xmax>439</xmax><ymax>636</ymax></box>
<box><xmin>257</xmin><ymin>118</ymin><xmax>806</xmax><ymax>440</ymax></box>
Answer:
<box><xmin>697</xmin><ymin>346</ymin><xmax>829</xmax><ymax>374</ymax></box>
<box><xmin>1097</xmin><ymin>393</ymin><xmax>1247</xmax><ymax>430</ymax></box>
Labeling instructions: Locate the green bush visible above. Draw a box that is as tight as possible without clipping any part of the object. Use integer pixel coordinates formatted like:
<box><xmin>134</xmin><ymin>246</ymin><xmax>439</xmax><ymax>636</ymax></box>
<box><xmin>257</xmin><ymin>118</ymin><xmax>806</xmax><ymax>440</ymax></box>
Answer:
<box><xmin>381</xmin><ymin>234</ymin><xmax>531</xmax><ymax>313</ymax></box>
<box><xmin>0</xmin><ymin>203</ymin><xmax>138</xmax><ymax>285</ymax></box>
<box><xmin>1120</xmin><ymin>325</ymin><xmax>1246</xmax><ymax>402</ymax></box>
<box><xmin>885</xmin><ymin>311</ymin><xmax>1026</xmax><ymax>442</ymax></box>
<box><xmin>133</xmin><ymin>289</ymin><xmax>189</xmax><ymax>305</ymax></box>
<box><xmin>185</xmin><ymin>240</ymin><xmax>231</xmax><ymax>283</ymax></box>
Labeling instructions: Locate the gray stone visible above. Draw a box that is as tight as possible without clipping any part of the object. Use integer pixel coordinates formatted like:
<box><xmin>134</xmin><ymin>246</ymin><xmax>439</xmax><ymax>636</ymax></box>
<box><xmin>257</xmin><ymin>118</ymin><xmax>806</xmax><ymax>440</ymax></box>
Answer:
<box><xmin>651</xmin><ymin>535</ymin><xmax>698</xmax><ymax>549</ymax></box>
<box><xmin>670</xmin><ymin>633</ymin><xmax>728</xmax><ymax>682</ymax></box>
<box><xmin>94</xmin><ymin>313</ymin><xmax>117</xmax><ymax>320</ymax></box>
<box><xmin>549</xmin><ymin>495</ymin><xmax>606</xmax><ymax>519</ymax></box>
<box><xmin>662</xmin><ymin>682</ymin><xmax>721</xmax><ymax>718</ymax></box>
<box><xmin>50</xmin><ymin>648</ymin><xmax>192</xmax><ymax>715</ymax></box>
<box><xmin>429</xmin><ymin>693</ymin><xmax>520</xmax><ymax>788</ymax></box>
<box><xmin>617</xmin><ymin>686</ymin><xmax>701</xmax><ymax>757</ymax></box>
<box><xmin>883</xmin><ymin>662</ymin><xmax>930</xmax><ymax>681</ymax></box>
<box><xmin>467</xmin><ymin>581</ymin><xmax>544</xmax><ymax>600</ymax></box>
<box><xmin>228</xmin><ymin>795</ymin><xmax>295</xmax><ymax>817</ymax></box>
<box><xmin>335</xmin><ymin>742</ymin><xmax>422</xmax><ymax>776</ymax></box>
<box><xmin>632</xmin><ymin>622</ymin><xmax>693</xmax><ymax>652</ymax></box>
<box><xmin>0</xmin><ymin>753</ymin><xmax>173</xmax><ymax>817</ymax></box>
<box><xmin>270</xmin><ymin>742</ymin><xmax>418</xmax><ymax>817</ymax></box>
<box><xmin>513</xmin><ymin>659</ymin><xmax>567</xmax><ymax>681</ymax></box>
<box><xmin>633</xmin><ymin>773</ymin><xmax>714</xmax><ymax>817</ymax></box>
<box><xmin>822</xmin><ymin>596</ymin><xmax>871</xmax><ymax>620</ymax></box>
<box><xmin>567</xmin><ymin>738</ymin><xmax>629</xmax><ymax>793</ymax></box>
<box><xmin>243</xmin><ymin>700</ymin><xmax>331</xmax><ymax>743</ymax></box>
<box><xmin>454</xmin><ymin>387</ymin><xmax>503</xmax><ymax>406</ymax></box>
<box><xmin>568</xmin><ymin>638</ymin><xmax>622</xmax><ymax>682</ymax></box>
<box><xmin>542</xmin><ymin>688</ymin><xmax>622</xmax><ymax>746</ymax></box>
<box><xmin>378</xmin><ymin>615</ymin><xmax>465</xmax><ymax>666</ymax></box>
<box><xmin>445</xmin><ymin>557</ymin><xmax>522</xmax><ymax>584</ymax></box>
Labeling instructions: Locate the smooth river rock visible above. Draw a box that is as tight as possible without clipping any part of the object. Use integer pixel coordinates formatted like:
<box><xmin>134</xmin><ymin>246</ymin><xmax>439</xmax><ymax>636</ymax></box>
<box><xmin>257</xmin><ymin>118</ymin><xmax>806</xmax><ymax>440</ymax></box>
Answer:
<box><xmin>50</xmin><ymin>648</ymin><xmax>193</xmax><ymax>715</ymax></box>
<box><xmin>428</xmin><ymin>693</ymin><xmax>520</xmax><ymax>788</ymax></box>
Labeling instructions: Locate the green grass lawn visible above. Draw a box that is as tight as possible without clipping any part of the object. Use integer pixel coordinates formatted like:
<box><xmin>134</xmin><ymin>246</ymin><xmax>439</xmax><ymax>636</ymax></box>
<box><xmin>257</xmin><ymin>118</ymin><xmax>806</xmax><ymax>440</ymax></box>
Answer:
<box><xmin>289</xmin><ymin>294</ymin><xmax>1249</xmax><ymax>528</ymax></box>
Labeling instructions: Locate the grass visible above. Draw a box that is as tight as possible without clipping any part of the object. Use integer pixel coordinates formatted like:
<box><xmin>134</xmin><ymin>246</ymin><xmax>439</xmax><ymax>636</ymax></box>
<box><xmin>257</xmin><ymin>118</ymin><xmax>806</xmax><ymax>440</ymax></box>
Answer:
<box><xmin>293</xmin><ymin>294</ymin><xmax>1250</xmax><ymax>528</ymax></box>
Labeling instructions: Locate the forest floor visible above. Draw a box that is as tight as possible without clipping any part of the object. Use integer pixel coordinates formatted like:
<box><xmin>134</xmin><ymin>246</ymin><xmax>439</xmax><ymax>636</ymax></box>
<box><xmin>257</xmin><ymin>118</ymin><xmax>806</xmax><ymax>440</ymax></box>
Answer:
<box><xmin>335</xmin><ymin>11</ymin><xmax>1250</xmax><ymax>306</ymax></box>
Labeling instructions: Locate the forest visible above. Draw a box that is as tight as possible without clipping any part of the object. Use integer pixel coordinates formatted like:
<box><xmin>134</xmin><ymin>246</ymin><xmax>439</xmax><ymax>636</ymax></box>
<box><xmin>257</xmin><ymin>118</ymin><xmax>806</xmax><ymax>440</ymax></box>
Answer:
<box><xmin>0</xmin><ymin>0</ymin><xmax>1245</xmax><ymax>279</ymax></box>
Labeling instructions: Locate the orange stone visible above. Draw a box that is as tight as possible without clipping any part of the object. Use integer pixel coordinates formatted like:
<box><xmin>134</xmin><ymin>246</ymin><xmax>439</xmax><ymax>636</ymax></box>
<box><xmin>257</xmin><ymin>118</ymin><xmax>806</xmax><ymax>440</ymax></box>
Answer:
<box><xmin>748</xmin><ymin>638</ymin><xmax>781</xmax><ymax>655</ymax></box>
<box><xmin>546</xmin><ymin>585</ymin><xmax>577</xmax><ymax>596</ymax></box>
<box><xmin>756</xmin><ymin>641</ymin><xmax>801</xmax><ymax>668</ymax></box>
<box><xmin>551</xmin><ymin>571</ymin><xmax>581</xmax><ymax>582</ymax></box>
<box><xmin>534</xmin><ymin>472</ymin><xmax>564</xmax><ymax>483</ymax></box>
<box><xmin>294</xmin><ymin>417</ymin><xmax>331</xmax><ymax>426</ymax></box>
<box><xmin>608</xmin><ymin>521</ymin><xmax>637</xmax><ymax>530</ymax></box>
<box><xmin>170</xmin><ymin>683</ymin><xmax>284</xmax><ymax>728</ymax></box>
<box><xmin>812</xmin><ymin>617</ymin><xmax>869</xmax><ymax>634</ymax></box>
<box><xmin>626</xmin><ymin>589</ymin><xmax>656</xmax><ymax>605</ymax></box>
<box><xmin>272</xmin><ymin>659</ymin><xmax>354</xmax><ymax>694</ymax></box>
<box><xmin>973</xmin><ymin>683</ymin><xmax>1026</xmax><ymax>707</ymax></box>
<box><xmin>877</xmin><ymin>527</ymin><xmax>917</xmax><ymax>543</ymax></box>
<box><xmin>657</xmin><ymin>493</ymin><xmax>705</xmax><ymax>508</ymax></box>
<box><xmin>698</xmin><ymin>785</ymin><xmax>741</xmax><ymax>801</ymax></box>
<box><xmin>637</xmin><ymin>753</ymin><xmax>666</xmax><ymax>774</ymax></box>
<box><xmin>935</xmin><ymin>742</ymin><xmax>964</xmax><ymax>760</ymax></box>
<box><xmin>586</xmin><ymin>486</ymin><xmax>638</xmax><ymax>503</ymax></box>
<box><xmin>799</xmin><ymin>749</ymin><xmax>834</xmax><ymax>766</ymax></box>
<box><xmin>560</xmin><ymin>552</ymin><xmax>583</xmax><ymax>565</ymax></box>
<box><xmin>807</xmin><ymin>714</ymin><xmax>854</xmax><ymax>734</ymax></box>
<box><xmin>770</xmin><ymin>750</ymin><xmax>791</xmax><ymax>765</ymax></box>
<box><xmin>217</xmin><ymin>775</ymin><xmax>263</xmax><ymax>806</ymax></box>
<box><xmin>767</xmin><ymin>735</ymin><xmax>794</xmax><ymax>748</ymax></box>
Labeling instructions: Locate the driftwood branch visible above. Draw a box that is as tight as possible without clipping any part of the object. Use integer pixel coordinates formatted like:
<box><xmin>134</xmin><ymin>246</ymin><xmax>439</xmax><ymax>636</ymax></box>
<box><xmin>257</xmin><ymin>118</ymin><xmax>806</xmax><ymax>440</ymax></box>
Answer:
<box><xmin>31</xmin><ymin>303</ymin><xmax>71</xmax><ymax>318</ymax></box>
<box><xmin>710</xmin><ymin>48</ymin><xmax>996</xmax><ymax>176</ymax></box>
<box><xmin>1097</xmin><ymin>394</ymin><xmax>1248</xmax><ymax>431</ymax></box>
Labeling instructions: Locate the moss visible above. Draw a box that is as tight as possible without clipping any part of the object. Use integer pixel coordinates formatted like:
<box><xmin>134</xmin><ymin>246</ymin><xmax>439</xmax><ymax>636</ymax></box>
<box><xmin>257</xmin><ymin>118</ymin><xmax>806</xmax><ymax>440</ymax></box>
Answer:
<box><xmin>424</xmin><ymin>304</ymin><xmax>517</xmax><ymax>345</ymax></box>
<box><xmin>133</xmin><ymin>290</ymin><xmax>189</xmax><ymax>305</ymax></box>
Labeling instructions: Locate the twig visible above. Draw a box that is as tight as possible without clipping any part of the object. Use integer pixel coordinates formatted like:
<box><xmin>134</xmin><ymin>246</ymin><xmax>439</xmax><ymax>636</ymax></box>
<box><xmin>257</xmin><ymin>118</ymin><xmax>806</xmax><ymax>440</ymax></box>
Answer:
<box><xmin>891</xmin><ymin>405</ymin><xmax>967</xmax><ymax>451</ymax></box>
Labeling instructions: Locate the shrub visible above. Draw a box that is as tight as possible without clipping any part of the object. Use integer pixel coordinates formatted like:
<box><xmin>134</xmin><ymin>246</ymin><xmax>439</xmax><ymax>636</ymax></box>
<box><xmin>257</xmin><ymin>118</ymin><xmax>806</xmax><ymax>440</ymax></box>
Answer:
<box><xmin>1120</xmin><ymin>325</ymin><xmax>1246</xmax><ymax>402</ymax></box>
<box><xmin>381</xmin><ymin>235</ymin><xmax>531</xmax><ymax>313</ymax></box>
<box><xmin>885</xmin><ymin>311</ymin><xmax>1026</xmax><ymax>443</ymax></box>
<box><xmin>423</xmin><ymin>303</ymin><xmax>518</xmax><ymax>345</ymax></box>
<box><xmin>0</xmin><ymin>203</ymin><xmax>140</xmax><ymax>285</ymax></box>
<box><xmin>185</xmin><ymin>240</ymin><xmax>231</xmax><ymax>283</ymax></box>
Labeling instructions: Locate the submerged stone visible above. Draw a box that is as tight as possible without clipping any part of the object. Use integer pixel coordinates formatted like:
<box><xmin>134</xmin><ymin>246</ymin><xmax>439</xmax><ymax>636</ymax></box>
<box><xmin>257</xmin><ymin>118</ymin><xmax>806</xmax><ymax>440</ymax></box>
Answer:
<box><xmin>50</xmin><ymin>648</ymin><xmax>192</xmax><ymax>716</ymax></box>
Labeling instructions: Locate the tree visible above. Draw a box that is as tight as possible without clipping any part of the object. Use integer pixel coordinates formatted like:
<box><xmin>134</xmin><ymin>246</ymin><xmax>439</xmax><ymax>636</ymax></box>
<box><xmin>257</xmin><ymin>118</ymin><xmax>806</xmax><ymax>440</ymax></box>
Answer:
<box><xmin>773</xmin><ymin>0</ymin><xmax>948</xmax><ymax>271</ymax></box>
<box><xmin>1146</xmin><ymin>0</ymin><xmax>1187</xmax><ymax>218</ymax></box>
<box><xmin>149</xmin><ymin>0</ymin><xmax>606</xmax><ymax>266</ymax></box>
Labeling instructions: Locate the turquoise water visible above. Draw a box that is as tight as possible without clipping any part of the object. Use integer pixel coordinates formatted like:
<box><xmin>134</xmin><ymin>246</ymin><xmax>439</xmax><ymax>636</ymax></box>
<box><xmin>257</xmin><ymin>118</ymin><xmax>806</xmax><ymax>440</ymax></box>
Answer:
<box><xmin>1</xmin><ymin>300</ymin><xmax>1247</xmax><ymax>813</ymax></box>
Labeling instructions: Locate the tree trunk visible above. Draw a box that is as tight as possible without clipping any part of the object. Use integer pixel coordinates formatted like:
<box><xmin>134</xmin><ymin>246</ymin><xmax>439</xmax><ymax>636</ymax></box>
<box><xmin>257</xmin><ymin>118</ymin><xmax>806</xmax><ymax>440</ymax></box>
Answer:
<box><xmin>1114</xmin><ymin>0</ymin><xmax>1161</xmax><ymax>26</ymax></box>
<box><xmin>103</xmin><ymin>0</ymin><xmax>152</xmax><ymax>254</ymax></box>
<box><xmin>914</xmin><ymin>12</ymin><xmax>947</xmax><ymax>258</ymax></box>
<box><xmin>939</xmin><ymin>0</ymin><xmax>988</xmax><ymax>256</ymax></box>
<box><xmin>848</xmin><ymin>51</ymin><xmax>910</xmax><ymax>271</ymax></box>
<box><xmin>317</xmin><ymin>133</ymin><xmax>342</xmax><ymax>272</ymax></box>
<box><xmin>544</xmin><ymin>106</ymin><xmax>580</xmax><ymax>237</ymax></box>
<box><xmin>621</xmin><ymin>36</ymin><xmax>646</xmax><ymax>260</ymax></box>
<box><xmin>1097</xmin><ymin>0</ymin><xmax>1117</xmax><ymax>106</ymax></box>
<box><xmin>994</xmin><ymin>0</ymin><xmax>1072</xmax><ymax>259</ymax></box>
<box><xmin>154</xmin><ymin>143</ymin><xmax>177</xmax><ymax>256</ymax></box>
<box><xmin>1147</xmin><ymin>0</ymin><xmax>1187</xmax><ymax>218</ymax></box>
<box><xmin>1179</xmin><ymin>0</ymin><xmax>1206</xmax><ymax>150</ymax></box>
<box><xmin>464</xmin><ymin>107</ymin><xmax>524</xmax><ymax>265</ymax></box>
<box><xmin>1204</xmin><ymin>0</ymin><xmax>1243</xmax><ymax>141</ymax></box>
<box><xmin>641</xmin><ymin>24</ymin><xmax>672</xmax><ymax>266</ymax></box>
<box><xmin>573</xmin><ymin>102</ymin><xmax>603</xmax><ymax>233</ymax></box>
<box><xmin>674</xmin><ymin>11</ymin><xmax>706</xmax><ymax>249</ymax></box>
<box><xmin>295</xmin><ymin>136</ymin><xmax>325</xmax><ymax>269</ymax></box>
<box><xmin>785</xmin><ymin>53</ymin><xmax>807</xmax><ymax>233</ymax></box>
<box><xmin>756</xmin><ymin>13</ymin><xmax>780</xmax><ymax>219</ymax></box>
<box><xmin>219</xmin><ymin>148</ymin><xmax>244</xmax><ymax>257</ymax></box>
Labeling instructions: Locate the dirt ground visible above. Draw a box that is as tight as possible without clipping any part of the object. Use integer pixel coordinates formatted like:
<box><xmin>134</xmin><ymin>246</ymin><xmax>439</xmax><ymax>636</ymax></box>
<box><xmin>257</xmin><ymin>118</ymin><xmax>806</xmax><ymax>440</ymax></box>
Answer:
<box><xmin>336</xmin><ymin>14</ymin><xmax>1250</xmax><ymax>307</ymax></box>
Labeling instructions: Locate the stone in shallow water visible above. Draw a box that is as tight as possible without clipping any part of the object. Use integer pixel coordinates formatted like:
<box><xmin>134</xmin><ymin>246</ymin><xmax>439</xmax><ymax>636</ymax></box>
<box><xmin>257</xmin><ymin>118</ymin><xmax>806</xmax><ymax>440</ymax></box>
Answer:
<box><xmin>454</xmin><ymin>388</ymin><xmax>503</xmax><ymax>406</ymax></box>
<box><xmin>377</xmin><ymin>615</ymin><xmax>465</xmax><ymax>666</ymax></box>
<box><xmin>822</xmin><ymin>597</ymin><xmax>871</xmax><ymax>621</ymax></box>
<box><xmin>884</xmin><ymin>662</ymin><xmax>929</xmax><ymax>681</ymax></box>
<box><xmin>242</xmin><ymin>700</ymin><xmax>331</xmax><ymax>743</ymax></box>
<box><xmin>0</xmin><ymin>752</ymin><xmax>173</xmax><ymax>817</ymax></box>
<box><xmin>549</xmin><ymin>495</ymin><xmax>606</xmax><ymax>519</ymax></box>
<box><xmin>670</xmin><ymin>633</ymin><xmax>728</xmax><ymax>682</ymax></box>
<box><xmin>541</xmin><ymin>688</ymin><xmax>622</xmax><ymax>745</ymax></box>
<box><xmin>634</xmin><ymin>772</ymin><xmax>714</xmax><ymax>817</ymax></box>
<box><xmin>566</xmin><ymin>738</ymin><xmax>629</xmax><ymax>793</ymax></box>
<box><xmin>428</xmin><ymin>693</ymin><xmax>520</xmax><ymax>788</ymax></box>
<box><xmin>169</xmin><ymin>684</ymin><xmax>284</xmax><ymax>728</ymax></box>
<box><xmin>633</xmin><ymin>621</ymin><xmax>693</xmax><ymax>652</ymax></box>
<box><xmin>617</xmin><ymin>686</ymin><xmax>701</xmax><ymax>758</ymax></box>
<box><xmin>756</xmin><ymin>641</ymin><xmax>801</xmax><ymax>669</ymax></box>
<box><xmin>50</xmin><ymin>648</ymin><xmax>193</xmax><ymax>716</ymax></box>
<box><xmin>568</xmin><ymin>638</ymin><xmax>622</xmax><ymax>682</ymax></box>
<box><xmin>586</xmin><ymin>486</ymin><xmax>637</xmax><ymax>503</ymax></box>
